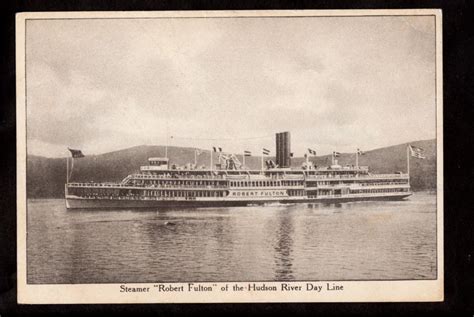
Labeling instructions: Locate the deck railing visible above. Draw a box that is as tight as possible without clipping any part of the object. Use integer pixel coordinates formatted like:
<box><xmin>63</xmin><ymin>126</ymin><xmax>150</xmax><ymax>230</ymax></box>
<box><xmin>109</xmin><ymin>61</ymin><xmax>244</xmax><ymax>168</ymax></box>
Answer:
<box><xmin>68</xmin><ymin>182</ymin><xmax>228</xmax><ymax>189</ymax></box>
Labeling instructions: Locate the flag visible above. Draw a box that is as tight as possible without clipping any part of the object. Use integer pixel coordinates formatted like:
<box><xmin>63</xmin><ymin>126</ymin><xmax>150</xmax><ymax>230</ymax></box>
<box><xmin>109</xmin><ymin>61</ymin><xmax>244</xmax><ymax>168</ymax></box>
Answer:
<box><xmin>333</xmin><ymin>151</ymin><xmax>340</xmax><ymax>157</ymax></box>
<box><xmin>68</xmin><ymin>148</ymin><xmax>85</xmax><ymax>158</ymax></box>
<box><xmin>218</xmin><ymin>147</ymin><xmax>223</xmax><ymax>152</ymax></box>
<box><xmin>308</xmin><ymin>148</ymin><xmax>317</xmax><ymax>155</ymax></box>
<box><xmin>409</xmin><ymin>145</ymin><xmax>426</xmax><ymax>159</ymax></box>
<box><xmin>357</xmin><ymin>148</ymin><xmax>365</xmax><ymax>155</ymax></box>
<box><xmin>262</xmin><ymin>148</ymin><xmax>270</xmax><ymax>155</ymax></box>
<box><xmin>244</xmin><ymin>150</ymin><xmax>251</xmax><ymax>157</ymax></box>
<box><xmin>213</xmin><ymin>147</ymin><xmax>217</xmax><ymax>152</ymax></box>
<box><xmin>290</xmin><ymin>152</ymin><xmax>294</xmax><ymax>157</ymax></box>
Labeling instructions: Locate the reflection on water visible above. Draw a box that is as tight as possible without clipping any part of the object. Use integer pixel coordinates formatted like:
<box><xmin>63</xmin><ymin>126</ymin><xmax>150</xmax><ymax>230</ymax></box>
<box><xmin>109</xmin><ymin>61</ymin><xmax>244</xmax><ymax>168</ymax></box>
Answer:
<box><xmin>273</xmin><ymin>210</ymin><xmax>294</xmax><ymax>280</ymax></box>
<box><xmin>27</xmin><ymin>193</ymin><xmax>437</xmax><ymax>284</ymax></box>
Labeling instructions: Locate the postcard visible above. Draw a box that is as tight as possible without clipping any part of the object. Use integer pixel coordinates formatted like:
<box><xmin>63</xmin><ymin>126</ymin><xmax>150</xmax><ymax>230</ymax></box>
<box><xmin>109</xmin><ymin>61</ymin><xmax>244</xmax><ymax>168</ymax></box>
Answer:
<box><xmin>16</xmin><ymin>9</ymin><xmax>443</xmax><ymax>303</ymax></box>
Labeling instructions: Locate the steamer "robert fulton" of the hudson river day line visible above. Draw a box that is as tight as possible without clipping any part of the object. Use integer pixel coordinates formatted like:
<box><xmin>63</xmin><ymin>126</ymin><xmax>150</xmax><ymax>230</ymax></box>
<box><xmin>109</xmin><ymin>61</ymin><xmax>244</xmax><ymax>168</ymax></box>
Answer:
<box><xmin>16</xmin><ymin>10</ymin><xmax>443</xmax><ymax>304</ymax></box>
<box><xmin>64</xmin><ymin>131</ymin><xmax>417</xmax><ymax>209</ymax></box>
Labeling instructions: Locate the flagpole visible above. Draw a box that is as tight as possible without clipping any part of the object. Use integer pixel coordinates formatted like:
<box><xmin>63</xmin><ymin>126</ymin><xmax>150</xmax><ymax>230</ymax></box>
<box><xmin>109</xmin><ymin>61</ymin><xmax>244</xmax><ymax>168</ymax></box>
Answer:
<box><xmin>70</xmin><ymin>157</ymin><xmax>74</xmax><ymax>180</ymax></box>
<box><xmin>242</xmin><ymin>152</ymin><xmax>245</xmax><ymax>167</ymax></box>
<box><xmin>165</xmin><ymin>123</ymin><xmax>169</xmax><ymax>159</ymax></box>
<box><xmin>407</xmin><ymin>145</ymin><xmax>410</xmax><ymax>178</ymax></box>
<box><xmin>356</xmin><ymin>150</ymin><xmax>359</xmax><ymax>169</ymax></box>
<box><xmin>210</xmin><ymin>150</ymin><xmax>213</xmax><ymax>171</ymax></box>
<box><xmin>66</xmin><ymin>156</ymin><xmax>69</xmax><ymax>184</ymax></box>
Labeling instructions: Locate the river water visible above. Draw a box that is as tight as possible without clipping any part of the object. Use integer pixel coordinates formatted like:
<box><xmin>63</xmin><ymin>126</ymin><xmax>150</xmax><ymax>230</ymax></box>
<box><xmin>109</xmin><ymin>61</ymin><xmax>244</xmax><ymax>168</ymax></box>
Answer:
<box><xmin>26</xmin><ymin>192</ymin><xmax>437</xmax><ymax>284</ymax></box>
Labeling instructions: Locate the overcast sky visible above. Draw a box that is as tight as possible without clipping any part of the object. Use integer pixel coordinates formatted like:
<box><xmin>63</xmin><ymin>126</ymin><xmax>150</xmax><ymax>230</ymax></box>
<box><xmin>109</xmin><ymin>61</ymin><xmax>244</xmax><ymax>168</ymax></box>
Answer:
<box><xmin>25</xmin><ymin>15</ymin><xmax>436</xmax><ymax>158</ymax></box>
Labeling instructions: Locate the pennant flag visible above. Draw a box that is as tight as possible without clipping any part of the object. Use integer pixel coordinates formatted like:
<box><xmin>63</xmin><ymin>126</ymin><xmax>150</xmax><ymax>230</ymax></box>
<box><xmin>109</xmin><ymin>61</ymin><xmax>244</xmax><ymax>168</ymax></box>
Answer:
<box><xmin>333</xmin><ymin>151</ymin><xmax>341</xmax><ymax>157</ymax></box>
<box><xmin>218</xmin><ymin>147</ymin><xmax>223</xmax><ymax>152</ymax></box>
<box><xmin>304</xmin><ymin>153</ymin><xmax>308</xmax><ymax>158</ymax></box>
<box><xmin>308</xmin><ymin>148</ymin><xmax>317</xmax><ymax>155</ymax></box>
<box><xmin>357</xmin><ymin>148</ymin><xmax>365</xmax><ymax>155</ymax></box>
<box><xmin>213</xmin><ymin>147</ymin><xmax>217</xmax><ymax>152</ymax></box>
<box><xmin>244</xmin><ymin>150</ymin><xmax>251</xmax><ymax>157</ymax></box>
<box><xmin>262</xmin><ymin>148</ymin><xmax>270</xmax><ymax>155</ymax></box>
<box><xmin>409</xmin><ymin>145</ymin><xmax>426</xmax><ymax>159</ymax></box>
<box><xmin>290</xmin><ymin>152</ymin><xmax>294</xmax><ymax>157</ymax></box>
<box><xmin>68</xmin><ymin>148</ymin><xmax>85</xmax><ymax>158</ymax></box>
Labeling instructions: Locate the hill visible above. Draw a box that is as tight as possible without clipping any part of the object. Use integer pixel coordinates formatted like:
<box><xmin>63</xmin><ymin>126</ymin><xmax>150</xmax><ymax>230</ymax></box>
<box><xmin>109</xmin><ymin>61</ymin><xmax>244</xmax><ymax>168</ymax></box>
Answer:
<box><xmin>26</xmin><ymin>140</ymin><xmax>436</xmax><ymax>198</ymax></box>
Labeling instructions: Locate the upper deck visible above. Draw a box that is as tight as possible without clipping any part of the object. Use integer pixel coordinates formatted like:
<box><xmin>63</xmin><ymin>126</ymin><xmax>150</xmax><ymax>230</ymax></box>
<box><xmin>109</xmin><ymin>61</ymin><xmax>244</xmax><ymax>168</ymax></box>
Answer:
<box><xmin>126</xmin><ymin>167</ymin><xmax>408</xmax><ymax>182</ymax></box>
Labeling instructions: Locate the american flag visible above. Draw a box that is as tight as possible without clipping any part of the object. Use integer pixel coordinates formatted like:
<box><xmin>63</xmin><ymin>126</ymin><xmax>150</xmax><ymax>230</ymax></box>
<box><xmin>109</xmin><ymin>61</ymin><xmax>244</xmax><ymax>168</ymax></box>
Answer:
<box><xmin>409</xmin><ymin>145</ymin><xmax>426</xmax><ymax>159</ymax></box>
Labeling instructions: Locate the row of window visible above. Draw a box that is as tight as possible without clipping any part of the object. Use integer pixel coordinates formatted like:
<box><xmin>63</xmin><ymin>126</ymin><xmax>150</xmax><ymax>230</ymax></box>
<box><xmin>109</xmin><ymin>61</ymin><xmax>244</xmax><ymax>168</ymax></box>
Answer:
<box><xmin>288</xmin><ymin>190</ymin><xmax>305</xmax><ymax>196</ymax></box>
<box><xmin>143</xmin><ymin>190</ymin><xmax>225</xmax><ymax>198</ymax></box>
<box><xmin>69</xmin><ymin>187</ymin><xmax>225</xmax><ymax>198</ymax></box>
<box><xmin>359</xmin><ymin>182</ymin><xmax>408</xmax><ymax>186</ymax></box>
<box><xmin>317</xmin><ymin>189</ymin><xmax>333</xmax><ymax>196</ymax></box>
<box><xmin>351</xmin><ymin>188</ymin><xmax>410</xmax><ymax>194</ymax></box>
<box><xmin>69</xmin><ymin>188</ymin><xmax>120</xmax><ymax>196</ymax></box>
<box><xmin>129</xmin><ymin>180</ymin><xmax>226</xmax><ymax>187</ymax></box>
<box><xmin>229</xmin><ymin>180</ymin><xmax>304</xmax><ymax>188</ymax></box>
<box><xmin>140</xmin><ymin>173</ymin><xmax>225</xmax><ymax>179</ymax></box>
<box><xmin>231</xmin><ymin>191</ymin><xmax>286</xmax><ymax>197</ymax></box>
<box><xmin>307</xmin><ymin>180</ymin><xmax>408</xmax><ymax>186</ymax></box>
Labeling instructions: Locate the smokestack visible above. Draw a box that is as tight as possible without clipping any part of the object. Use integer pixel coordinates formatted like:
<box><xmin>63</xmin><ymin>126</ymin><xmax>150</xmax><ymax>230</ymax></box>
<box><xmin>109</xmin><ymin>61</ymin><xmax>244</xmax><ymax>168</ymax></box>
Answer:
<box><xmin>275</xmin><ymin>131</ymin><xmax>291</xmax><ymax>168</ymax></box>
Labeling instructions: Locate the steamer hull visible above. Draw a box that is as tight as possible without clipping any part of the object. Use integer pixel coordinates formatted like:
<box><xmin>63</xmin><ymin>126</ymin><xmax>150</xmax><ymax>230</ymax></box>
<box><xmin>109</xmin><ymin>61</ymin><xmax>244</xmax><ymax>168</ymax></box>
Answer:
<box><xmin>65</xmin><ymin>192</ymin><xmax>412</xmax><ymax>210</ymax></box>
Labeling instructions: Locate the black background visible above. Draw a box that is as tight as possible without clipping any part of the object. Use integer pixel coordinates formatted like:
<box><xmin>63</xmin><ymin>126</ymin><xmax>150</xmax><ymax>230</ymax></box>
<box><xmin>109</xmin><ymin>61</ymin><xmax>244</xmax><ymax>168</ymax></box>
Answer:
<box><xmin>1</xmin><ymin>1</ymin><xmax>473</xmax><ymax>316</ymax></box>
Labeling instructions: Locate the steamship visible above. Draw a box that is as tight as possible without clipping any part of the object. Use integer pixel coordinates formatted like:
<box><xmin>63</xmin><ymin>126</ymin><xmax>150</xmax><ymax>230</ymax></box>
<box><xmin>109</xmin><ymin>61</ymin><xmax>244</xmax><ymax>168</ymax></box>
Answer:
<box><xmin>65</xmin><ymin>132</ymin><xmax>412</xmax><ymax>209</ymax></box>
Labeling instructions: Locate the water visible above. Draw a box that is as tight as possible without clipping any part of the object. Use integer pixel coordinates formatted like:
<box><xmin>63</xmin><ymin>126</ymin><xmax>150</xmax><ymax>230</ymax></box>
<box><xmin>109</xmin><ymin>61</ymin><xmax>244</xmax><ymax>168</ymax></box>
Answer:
<box><xmin>27</xmin><ymin>193</ymin><xmax>437</xmax><ymax>284</ymax></box>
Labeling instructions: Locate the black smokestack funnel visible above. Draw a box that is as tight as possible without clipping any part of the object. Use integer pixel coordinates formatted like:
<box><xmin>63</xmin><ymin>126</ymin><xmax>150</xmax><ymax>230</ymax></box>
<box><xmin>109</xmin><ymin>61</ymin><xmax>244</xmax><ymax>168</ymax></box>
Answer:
<box><xmin>275</xmin><ymin>131</ymin><xmax>291</xmax><ymax>168</ymax></box>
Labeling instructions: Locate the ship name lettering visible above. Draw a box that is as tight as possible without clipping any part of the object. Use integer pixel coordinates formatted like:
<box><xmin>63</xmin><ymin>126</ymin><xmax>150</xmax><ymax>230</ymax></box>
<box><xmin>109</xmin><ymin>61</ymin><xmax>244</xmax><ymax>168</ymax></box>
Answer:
<box><xmin>188</xmin><ymin>283</ymin><xmax>213</xmax><ymax>292</ymax></box>
<box><xmin>154</xmin><ymin>284</ymin><xmax>185</xmax><ymax>292</ymax></box>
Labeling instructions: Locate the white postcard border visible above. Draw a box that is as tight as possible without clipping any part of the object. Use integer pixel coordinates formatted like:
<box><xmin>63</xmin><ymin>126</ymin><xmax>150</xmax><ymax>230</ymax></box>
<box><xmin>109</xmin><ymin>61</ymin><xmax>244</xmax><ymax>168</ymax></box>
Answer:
<box><xmin>16</xmin><ymin>9</ymin><xmax>444</xmax><ymax>304</ymax></box>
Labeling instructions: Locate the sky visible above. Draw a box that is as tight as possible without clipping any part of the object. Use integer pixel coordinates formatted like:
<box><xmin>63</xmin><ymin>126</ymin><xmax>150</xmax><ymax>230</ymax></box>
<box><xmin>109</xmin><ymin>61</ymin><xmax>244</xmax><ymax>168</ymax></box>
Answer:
<box><xmin>25</xmin><ymin>15</ymin><xmax>437</xmax><ymax>158</ymax></box>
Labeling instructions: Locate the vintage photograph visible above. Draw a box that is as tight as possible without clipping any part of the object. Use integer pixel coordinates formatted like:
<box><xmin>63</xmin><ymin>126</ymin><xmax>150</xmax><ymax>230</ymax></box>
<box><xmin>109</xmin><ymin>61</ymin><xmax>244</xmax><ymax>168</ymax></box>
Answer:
<box><xmin>17</xmin><ymin>10</ymin><xmax>443</xmax><ymax>303</ymax></box>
